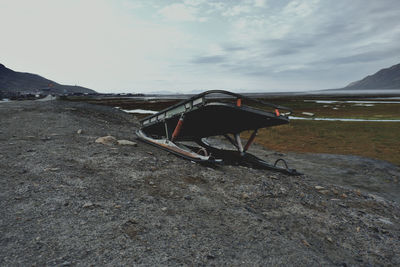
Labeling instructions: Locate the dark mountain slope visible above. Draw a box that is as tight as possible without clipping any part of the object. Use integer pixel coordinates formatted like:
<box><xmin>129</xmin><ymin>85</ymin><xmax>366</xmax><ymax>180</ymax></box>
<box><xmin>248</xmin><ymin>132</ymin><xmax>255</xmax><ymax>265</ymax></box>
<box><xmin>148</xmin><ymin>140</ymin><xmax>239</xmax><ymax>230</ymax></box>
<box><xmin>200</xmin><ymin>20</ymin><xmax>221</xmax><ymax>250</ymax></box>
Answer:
<box><xmin>0</xmin><ymin>63</ymin><xmax>96</xmax><ymax>94</ymax></box>
<box><xmin>345</xmin><ymin>63</ymin><xmax>400</xmax><ymax>89</ymax></box>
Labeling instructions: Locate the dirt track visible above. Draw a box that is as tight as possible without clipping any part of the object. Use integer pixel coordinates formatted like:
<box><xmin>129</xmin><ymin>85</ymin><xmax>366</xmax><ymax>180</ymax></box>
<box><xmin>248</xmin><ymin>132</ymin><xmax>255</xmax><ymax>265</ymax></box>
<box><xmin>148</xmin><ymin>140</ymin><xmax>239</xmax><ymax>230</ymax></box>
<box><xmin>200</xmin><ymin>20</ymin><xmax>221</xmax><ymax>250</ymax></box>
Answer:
<box><xmin>0</xmin><ymin>100</ymin><xmax>399</xmax><ymax>266</ymax></box>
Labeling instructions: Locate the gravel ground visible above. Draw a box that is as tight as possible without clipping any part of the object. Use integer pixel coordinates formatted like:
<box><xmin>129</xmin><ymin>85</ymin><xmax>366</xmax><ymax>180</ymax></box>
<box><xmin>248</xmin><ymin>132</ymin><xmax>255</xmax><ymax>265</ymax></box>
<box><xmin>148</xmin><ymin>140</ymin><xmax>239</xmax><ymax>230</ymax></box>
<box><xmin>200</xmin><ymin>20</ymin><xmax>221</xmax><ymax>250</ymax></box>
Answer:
<box><xmin>0</xmin><ymin>100</ymin><xmax>399</xmax><ymax>266</ymax></box>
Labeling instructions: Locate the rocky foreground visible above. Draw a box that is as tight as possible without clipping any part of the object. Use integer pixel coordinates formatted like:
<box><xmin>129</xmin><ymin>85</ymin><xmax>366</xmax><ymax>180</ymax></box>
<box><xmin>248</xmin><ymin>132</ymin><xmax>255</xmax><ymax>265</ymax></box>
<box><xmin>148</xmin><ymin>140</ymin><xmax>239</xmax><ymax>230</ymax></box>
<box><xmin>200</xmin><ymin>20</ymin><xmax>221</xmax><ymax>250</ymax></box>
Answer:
<box><xmin>0</xmin><ymin>100</ymin><xmax>399</xmax><ymax>266</ymax></box>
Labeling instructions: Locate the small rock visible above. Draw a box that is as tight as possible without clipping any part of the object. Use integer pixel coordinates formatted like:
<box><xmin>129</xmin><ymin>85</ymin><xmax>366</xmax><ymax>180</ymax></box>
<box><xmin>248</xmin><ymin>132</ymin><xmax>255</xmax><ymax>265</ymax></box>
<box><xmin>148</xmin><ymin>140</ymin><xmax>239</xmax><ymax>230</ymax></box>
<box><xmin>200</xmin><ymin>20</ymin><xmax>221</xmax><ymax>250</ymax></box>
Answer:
<box><xmin>207</xmin><ymin>254</ymin><xmax>216</xmax><ymax>260</ymax></box>
<box><xmin>77</xmin><ymin>129</ymin><xmax>83</xmax><ymax>134</ymax></box>
<box><xmin>82</xmin><ymin>202</ymin><xmax>94</xmax><ymax>208</ymax></box>
<box><xmin>378</xmin><ymin>218</ymin><xmax>393</xmax><ymax>225</ymax></box>
<box><xmin>161</xmin><ymin>207</ymin><xmax>167</xmax><ymax>211</ymax></box>
<box><xmin>319</xmin><ymin>190</ymin><xmax>330</xmax><ymax>195</ymax></box>
<box><xmin>302</xmin><ymin>239</ymin><xmax>311</xmax><ymax>247</ymax></box>
<box><xmin>95</xmin><ymin>135</ymin><xmax>117</xmax><ymax>145</ymax></box>
<box><xmin>188</xmin><ymin>185</ymin><xmax>200</xmax><ymax>193</ymax></box>
<box><xmin>381</xmin><ymin>228</ymin><xmax>389</xmax><ymax>234</ymax></box>
<box><xmin>184</xmin><ymin>195</ymin><xmax>192</xmax><ymax>200</ymax></box>
<box><xmin>315</xmin><ymin>185</ymin><xmax>324</xmax><ymax>190</ymax></box>
<box><xmin>127</xmin><ymin>218</ymin><xmax>137</xmax><ymax>224</ymax></box>
<box><xmin>117</xmin><ymin>140</ymin><xmax>137</xmax><ymax>146</ymax></box>
<box><xmin>341</xmin><ymin>193</ymin><xmax>348</xmax><ymax>199</ymax></box>
<box><xmin>326</xmin><ymin>236</ymin><xmax>333</xmax><ymax>243</ymax></box>
<box><xmin>242</xmin><ymin>193</ymin><xmax>249</xmax><ymax>199</ymax></box>
<box><xmin>44</xmin><ymin>167</ymin><xmax>60</xmax><ymax>172</ymax></box>
<box><xmin>356</xmin><ymin>227</ymin><xmax>360</xmax><ymax>232</ymax></box>
<box><xmin>279</xmin><ymin>187</ymin><xmax>287</xmax><ymax>194</ymax></box>
<box><xmin>148</xmin><ymin>181</ymin><xmax>155</xmax><ymax>185</ymax></box>
<box><xmin>114</xmin><ymin>205</ymin><xmax>122</xmax><ymax>209</ymax></box>
<box><xmin>332</xmin><ymin>189</ymin><xmax>339</xmax><ymax>195</ymax></box>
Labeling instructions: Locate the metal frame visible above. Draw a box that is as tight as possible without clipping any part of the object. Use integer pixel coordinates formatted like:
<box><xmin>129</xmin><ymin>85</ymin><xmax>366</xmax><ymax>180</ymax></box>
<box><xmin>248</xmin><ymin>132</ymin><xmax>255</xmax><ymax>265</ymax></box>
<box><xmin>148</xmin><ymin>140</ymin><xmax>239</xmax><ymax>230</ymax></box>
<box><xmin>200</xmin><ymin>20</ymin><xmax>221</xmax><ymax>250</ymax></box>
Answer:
<box><xmin>140</xmin><ymin>90</ymin><xmax>292</xmax><ymax>130</ymax></box>
<box><xmin>136</xmin><ymin>90</ymin><xmax>301</xmax><ymax>176</ymax></box>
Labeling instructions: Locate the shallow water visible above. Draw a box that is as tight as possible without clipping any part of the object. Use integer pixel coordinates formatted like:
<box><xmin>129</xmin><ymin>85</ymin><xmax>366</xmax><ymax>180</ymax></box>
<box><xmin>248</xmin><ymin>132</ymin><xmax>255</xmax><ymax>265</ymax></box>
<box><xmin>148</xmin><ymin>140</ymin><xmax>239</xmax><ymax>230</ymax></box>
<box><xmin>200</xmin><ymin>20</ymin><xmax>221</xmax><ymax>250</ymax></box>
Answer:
<box><xmin>305</xmin><ymin>100</ymin><xmax>400</xmax><ymax>104</ymax></box>
<box><xmin>300</xmin><ymin>89</ymin><xmax>400</xmax><ymax>96</ymax></box>
<box><xmin>289</xmin><ymin>116</ymin><xmax>400</xmax><ymax>122</ymax></box>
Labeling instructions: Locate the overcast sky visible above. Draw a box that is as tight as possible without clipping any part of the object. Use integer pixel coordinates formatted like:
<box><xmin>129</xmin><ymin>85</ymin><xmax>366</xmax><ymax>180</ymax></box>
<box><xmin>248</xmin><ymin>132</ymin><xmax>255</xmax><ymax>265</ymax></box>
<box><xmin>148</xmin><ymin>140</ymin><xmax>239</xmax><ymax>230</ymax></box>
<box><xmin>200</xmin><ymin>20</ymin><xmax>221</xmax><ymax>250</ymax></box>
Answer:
<box><xmin>1</xmin><ymin>0</ymin><xmax>399</xmax><ymax>93</ymax></box>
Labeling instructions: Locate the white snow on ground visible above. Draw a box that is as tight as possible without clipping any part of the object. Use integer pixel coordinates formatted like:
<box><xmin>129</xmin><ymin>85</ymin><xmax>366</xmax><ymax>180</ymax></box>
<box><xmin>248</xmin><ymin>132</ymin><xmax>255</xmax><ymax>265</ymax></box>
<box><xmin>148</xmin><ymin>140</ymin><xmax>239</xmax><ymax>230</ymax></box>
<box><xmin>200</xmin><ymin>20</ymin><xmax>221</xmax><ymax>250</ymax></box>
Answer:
<box><xmin>36</xmin><ymin>95</ymin><xmax>57</xmax><ymax>101</ymax></box>
<box><xmin>120</xmin><ymin>108</ymin><xmax>158</xmax><ymax>114</ymax></box>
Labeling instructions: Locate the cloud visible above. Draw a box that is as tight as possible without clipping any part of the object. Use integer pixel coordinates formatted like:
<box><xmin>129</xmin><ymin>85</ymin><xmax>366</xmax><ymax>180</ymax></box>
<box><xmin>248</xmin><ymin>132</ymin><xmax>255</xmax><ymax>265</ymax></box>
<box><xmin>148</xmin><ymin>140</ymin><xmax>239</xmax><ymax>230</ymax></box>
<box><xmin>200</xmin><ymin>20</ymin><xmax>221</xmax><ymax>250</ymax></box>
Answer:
<box><xmin>192</xmin><ymin>55</ymin><xmax>227</xmax><ymax>64</ymax></box>
<box><xmin>316</xmin><ymin>48</ymin><xmax>400</xmax><ymax>66</ymax></box>
<box><xmin>254</xmin><ymin>0</ymin><xmax>267</xmax><ymax>7</ymax></box>
<box><xmin>222</xmin><ymin>45</ymin><xmax>247</xmax><ymax>52</ymax></box>
<box><xmin>184</xmin><ymin>0</ymin><xmax>206</xmax><ymax>6</ymax></box>
<box><xmin>158</xmin><ymin>3</ymin><xmax>206</xmax><ymax>22</ymax></box>
<box><xmin>1</xmin><ymin>0</ymin><xmax>400</xmax><ymax>92</ymax></box>
<box><xmin>283</xmin><ymin>0</ymin><xmax>320</xmax><ymax>18</ymax></box>
<box><xmin>222</xmin><ymin>5</ymin><xmax>251</xmax><ymax>17</ymax></box>
<box><xmin>0</xmin><ymin>0</ymin><xmax>197</xmax><ymax>91</ymax></box>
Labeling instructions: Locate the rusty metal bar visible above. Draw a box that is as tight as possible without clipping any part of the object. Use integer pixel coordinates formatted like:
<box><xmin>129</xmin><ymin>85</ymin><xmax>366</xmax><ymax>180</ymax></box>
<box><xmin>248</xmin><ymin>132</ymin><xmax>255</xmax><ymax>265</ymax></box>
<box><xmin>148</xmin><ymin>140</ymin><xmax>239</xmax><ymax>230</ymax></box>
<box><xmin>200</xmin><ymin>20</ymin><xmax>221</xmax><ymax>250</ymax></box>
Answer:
<box><xmin>244</xmin><ymin>129</ymin><xmax>258</xmax><ymax>152</ymax></box>
<box><xmin>171</xmin><ymin>115</ymin><xmax>184</xmax><ymax>141</ymax></box>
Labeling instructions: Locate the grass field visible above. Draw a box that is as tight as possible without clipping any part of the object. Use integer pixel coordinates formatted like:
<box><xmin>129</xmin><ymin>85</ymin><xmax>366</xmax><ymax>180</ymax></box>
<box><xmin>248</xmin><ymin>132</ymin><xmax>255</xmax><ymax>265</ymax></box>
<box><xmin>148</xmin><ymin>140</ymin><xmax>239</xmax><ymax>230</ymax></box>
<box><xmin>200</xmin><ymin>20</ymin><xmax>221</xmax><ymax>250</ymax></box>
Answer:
<box><xmin>244</xmin><ymin>98</ymin><xmax>400</xmax><ymax>166</ymax></box>
<box><xmin>245</xmin><ymin>120</ymin><xmax>400</xmax><ymax>166</ymax></box>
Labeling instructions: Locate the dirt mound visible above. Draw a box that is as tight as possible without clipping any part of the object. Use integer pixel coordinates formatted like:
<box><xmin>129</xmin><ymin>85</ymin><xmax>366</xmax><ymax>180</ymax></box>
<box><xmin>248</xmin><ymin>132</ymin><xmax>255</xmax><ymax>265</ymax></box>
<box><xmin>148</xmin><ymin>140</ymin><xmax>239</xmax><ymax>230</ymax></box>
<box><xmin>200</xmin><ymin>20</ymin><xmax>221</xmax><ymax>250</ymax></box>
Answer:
<box><xmin>0</xmin><ymin>100</ymin><xmax>399</xmax><ymax>266</ymax></box>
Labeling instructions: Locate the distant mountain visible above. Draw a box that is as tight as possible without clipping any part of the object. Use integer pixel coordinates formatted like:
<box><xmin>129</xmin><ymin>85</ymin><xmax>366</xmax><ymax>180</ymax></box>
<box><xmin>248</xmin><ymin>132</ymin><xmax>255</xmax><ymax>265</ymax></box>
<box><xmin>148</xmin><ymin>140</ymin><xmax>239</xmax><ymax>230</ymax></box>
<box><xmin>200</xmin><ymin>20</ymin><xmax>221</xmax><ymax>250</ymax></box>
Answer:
<box><xmin>0</xmin><ymin>63</ymin><xmax>96</xmax><ymax>94</ymax></box>
<box><xmin>344</xmin><ymin>63</ymin><xmax>400</xmax><ymax>89</ymax></box>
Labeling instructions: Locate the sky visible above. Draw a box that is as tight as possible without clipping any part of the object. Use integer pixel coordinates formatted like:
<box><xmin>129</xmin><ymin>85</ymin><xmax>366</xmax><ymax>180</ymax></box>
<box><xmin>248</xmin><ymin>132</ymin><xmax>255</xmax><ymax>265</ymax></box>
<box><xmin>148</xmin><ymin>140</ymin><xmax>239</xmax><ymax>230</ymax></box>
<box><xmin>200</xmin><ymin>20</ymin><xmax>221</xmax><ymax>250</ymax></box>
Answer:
<box><xmin>1</xmin><ymin>0</ymin><xmax>400</xmax><ymax>93</ymax></box>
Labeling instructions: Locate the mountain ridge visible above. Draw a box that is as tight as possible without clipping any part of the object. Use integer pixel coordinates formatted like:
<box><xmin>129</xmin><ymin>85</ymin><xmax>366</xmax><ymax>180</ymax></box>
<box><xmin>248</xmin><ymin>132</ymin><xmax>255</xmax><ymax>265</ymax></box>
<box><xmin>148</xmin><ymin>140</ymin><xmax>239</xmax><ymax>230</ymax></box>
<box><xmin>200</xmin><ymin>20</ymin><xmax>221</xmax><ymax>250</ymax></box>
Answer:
<box><xmin>344</xmin><ymin>63</ymin><xmax>400</xmax><ymax>89</ymax></box>
<box><xmin>0</xmin><ymin>63</ymin><xmax>96</xmax><ymax>94</ymax></box>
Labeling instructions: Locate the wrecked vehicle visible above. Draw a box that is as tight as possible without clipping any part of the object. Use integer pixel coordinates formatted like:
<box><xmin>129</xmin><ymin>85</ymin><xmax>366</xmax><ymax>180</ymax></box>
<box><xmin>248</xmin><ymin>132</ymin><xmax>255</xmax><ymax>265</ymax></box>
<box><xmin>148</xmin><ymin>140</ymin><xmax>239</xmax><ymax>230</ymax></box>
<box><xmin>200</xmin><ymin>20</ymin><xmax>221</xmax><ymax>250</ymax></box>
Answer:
<box><xmin>136</xmin><ymin>90</ymin><xmax>300</xmax><ymax>175</ymax></box>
